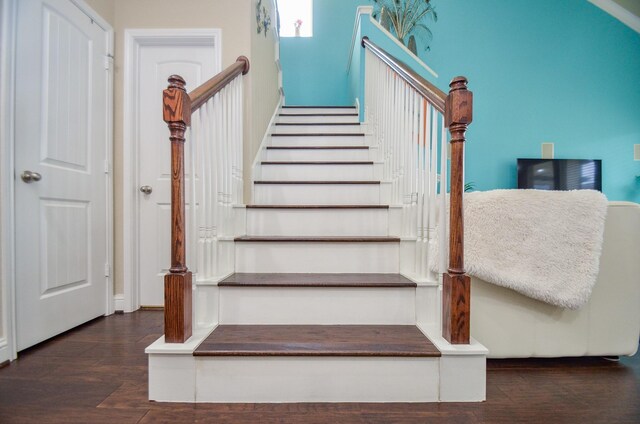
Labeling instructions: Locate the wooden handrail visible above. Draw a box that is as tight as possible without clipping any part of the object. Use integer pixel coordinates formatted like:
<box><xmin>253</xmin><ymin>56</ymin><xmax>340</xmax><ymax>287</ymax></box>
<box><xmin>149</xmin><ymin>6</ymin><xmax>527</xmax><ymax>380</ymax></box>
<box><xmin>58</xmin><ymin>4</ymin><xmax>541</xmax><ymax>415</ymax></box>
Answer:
<box><xmin>361</xmin><ymin>36</ymin><xmax>446</xmax><ymax>112</ymax></box>
<box><xmin>161</xmin><ymin>56</ymin><xmax>250</xmax><ymax>343</ymax></box>
<box><xmin>189</xmin><ymin>56</ymin><xmax>250</xmax><ymax>112</ymax></box>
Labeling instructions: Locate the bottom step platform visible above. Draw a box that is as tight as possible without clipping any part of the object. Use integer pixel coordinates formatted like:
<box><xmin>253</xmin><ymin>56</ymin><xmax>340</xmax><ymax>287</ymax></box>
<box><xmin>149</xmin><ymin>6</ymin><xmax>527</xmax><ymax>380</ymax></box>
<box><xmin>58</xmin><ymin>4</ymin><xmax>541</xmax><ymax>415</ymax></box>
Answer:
<box><xmin>147</xmin><ymin>323</ymin><xmax>487</xmax><ymax>403</ymax></box>
<box><xmin>192</xmin><ymin>325</ymin><xmax>440</xmax><ymax>402</ymax></box>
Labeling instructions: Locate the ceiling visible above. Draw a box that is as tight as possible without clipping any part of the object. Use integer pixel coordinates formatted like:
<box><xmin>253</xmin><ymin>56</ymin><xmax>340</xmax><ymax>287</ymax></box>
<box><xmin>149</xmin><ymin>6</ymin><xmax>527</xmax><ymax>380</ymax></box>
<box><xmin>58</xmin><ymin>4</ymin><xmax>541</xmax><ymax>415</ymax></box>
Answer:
<box><xmin>589</xmin><ymin>0</ymin><xmax>640</xmax><ymax>33</ymax></box>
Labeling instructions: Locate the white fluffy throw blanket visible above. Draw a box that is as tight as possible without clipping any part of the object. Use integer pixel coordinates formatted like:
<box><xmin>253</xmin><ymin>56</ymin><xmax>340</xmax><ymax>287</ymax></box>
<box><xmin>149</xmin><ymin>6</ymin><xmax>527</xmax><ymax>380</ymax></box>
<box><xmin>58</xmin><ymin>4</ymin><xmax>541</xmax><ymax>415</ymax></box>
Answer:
<box><xmin>432</xmin><ymin>189</ymin><xmax>608</xmax><ymax>309</ymax></box>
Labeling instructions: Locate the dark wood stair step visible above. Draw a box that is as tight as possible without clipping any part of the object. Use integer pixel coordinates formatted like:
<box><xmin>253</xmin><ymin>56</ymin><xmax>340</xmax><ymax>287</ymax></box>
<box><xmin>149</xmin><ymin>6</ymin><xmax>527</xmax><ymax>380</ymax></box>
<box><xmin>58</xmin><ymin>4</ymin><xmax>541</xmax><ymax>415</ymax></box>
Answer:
<box><xmin>246</xmin><ymin>205</ymin><xmax>388</xmax><ymax>209</ymax></box>
<box><xmin>280</xmin><ymin>113</ymin><xmax>359</xmax><ymax>117</ymax></box>
<box><xmin>254</xmin><ymin>180</ymin><xmax>380</xmax><ymax>185</ymax></box>
<box><xmin>266</xmin><ymin>146</ymin><xmax>368</xmax><ymax>150</ymax></box>
<box><xmin>282</xmin><ymin>106</ymin><xmax>356</xmax><ymax>109</ymax></box>
<box><xmin>234</xmin><ymin>236</ymin><xmax>400</xmax><ymax>243</ymax></box>
<box><xmin>219</xmin><ymin>273</ymin><xmax>416</xmax><ymax>288</ymax></box>
<box><xmin>271</xmin><ymin>133</ymin><xmax>365</xmax><ymax>137</ymax></box>
<box><xmin>261</xmin><ymin>161</ymin><xmax>373</xmax><ymax>165</ymax></box>
<box><xmin>275</xmin><ymin>122</ymin><xmax>361</xmax><ymax>126</ymax></box>
<box><xmin>194</xmin><ymin>325</ymin><xmax>440</xmax><ymax>357</ymax></box>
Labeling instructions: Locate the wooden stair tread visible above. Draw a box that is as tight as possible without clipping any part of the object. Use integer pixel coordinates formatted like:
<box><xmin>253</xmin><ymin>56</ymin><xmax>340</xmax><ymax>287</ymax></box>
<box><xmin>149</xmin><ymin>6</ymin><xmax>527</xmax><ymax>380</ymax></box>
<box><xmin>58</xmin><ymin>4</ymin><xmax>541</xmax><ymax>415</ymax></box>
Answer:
<box><xmin>261</xmin><ymin>161</ymin><xmax>373</xmax><ymax>165</ymax></box>
<box><xmin>282</xmin><ymin>106</ymin><xmax>356</xmax><ymax>109</ymax></box>
<box><xmin>275</xmin><ymin>122</ymin><xmax>361</xmax><ymax>126</ymax></box>
<box><xmin>246</xmin><ymin>204</ymin><xmax>388</xmax><ymax>209</ymax></box>
<box><xmin>280</xmin><ymin>113</ymin><xmax>359</xmax><ymax>117</ymax></box>
<box><xmin>271</xmin><ymin>133</ymin><xmax>365</xmax><ymax>137</ymax></box>
<box><xmin>266</xmin><ymin>146</ymin><xmax>368</xmax><ymax>150</ymax></box>
<box><xmin>194</xmin><ymin>325</ymin><xmax>440</xmax><ymax>357</ymax></box>
<box><xmin>234</xmin><ymin>236</ymin><xmax>400</xmax><ymax>242</ymax></box>
<box><xmin>219</xmin><ymin>273</ymin><xmax>416</xmax><ymax>288</ymax></box>
<box><xmin>254</xmin><ymin>180</ymin><xmax>380</xmax><ymax>185</ymax></box>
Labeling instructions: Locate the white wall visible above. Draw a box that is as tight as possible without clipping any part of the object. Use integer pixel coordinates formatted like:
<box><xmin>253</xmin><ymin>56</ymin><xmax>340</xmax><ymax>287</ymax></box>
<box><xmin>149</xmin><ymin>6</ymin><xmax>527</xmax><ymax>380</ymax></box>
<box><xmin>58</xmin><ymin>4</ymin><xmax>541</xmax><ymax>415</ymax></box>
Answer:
<box><xmin>246</xmin><ymin>0</ymin><xmax>281</xmax><ymax>200</ymax></box>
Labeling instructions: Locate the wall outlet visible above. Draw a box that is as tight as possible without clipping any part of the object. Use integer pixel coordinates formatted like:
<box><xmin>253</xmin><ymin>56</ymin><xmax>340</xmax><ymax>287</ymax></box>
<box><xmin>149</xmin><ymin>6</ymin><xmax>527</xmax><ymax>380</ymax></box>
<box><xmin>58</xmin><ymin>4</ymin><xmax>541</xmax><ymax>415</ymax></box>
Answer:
<box><xmin>541</xmin><ymin>143</ymin><xmax>554</xmax><ymax>159</ymax></box>
<box><xmin>634</xmin><ymin>144</ymin><xmax>640</xmax><ymax>161</ymax></box>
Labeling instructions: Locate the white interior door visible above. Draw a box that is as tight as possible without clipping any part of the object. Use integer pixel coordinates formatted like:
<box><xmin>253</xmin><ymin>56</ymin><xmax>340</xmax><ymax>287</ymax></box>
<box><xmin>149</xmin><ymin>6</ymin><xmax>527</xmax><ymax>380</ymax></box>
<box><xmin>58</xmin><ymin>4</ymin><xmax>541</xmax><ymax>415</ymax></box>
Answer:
<box><xmin>137</xmin><ymin>41</ymin><xmax>219</xmax><ymax>306</ymax></box>
<box><xmin>14</xmin><ymin>0</ymin><xmax>110</xmax><ymax>350</ymax></box>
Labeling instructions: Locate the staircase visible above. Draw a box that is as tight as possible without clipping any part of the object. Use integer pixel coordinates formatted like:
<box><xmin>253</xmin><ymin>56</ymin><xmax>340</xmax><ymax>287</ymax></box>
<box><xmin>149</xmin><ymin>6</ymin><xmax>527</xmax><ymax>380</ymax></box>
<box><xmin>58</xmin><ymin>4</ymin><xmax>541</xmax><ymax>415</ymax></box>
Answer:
<box><xmin>147</xmin><ymin>105</ymin><xmax>486</xmax><ymax>403</ymax></box>
<box><xmin>147</xmin><ymin>44</ymin><xmax>487</xmax><ymax>404</ymax></box>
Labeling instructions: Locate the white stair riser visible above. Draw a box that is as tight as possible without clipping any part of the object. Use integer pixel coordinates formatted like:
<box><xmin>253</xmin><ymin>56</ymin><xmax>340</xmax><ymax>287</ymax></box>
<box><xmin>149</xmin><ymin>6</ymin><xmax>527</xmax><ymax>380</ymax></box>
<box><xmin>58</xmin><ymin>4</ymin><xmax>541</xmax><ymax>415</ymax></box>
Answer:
<box><xmin>261</xmin><ymin>164</ymin><xmax>374</xmax><ymax>181</ymax></box>
<box><xmin>274</xmin><ymin>124</ymin><xmax>363</xmax><ymax>134</ymax></box>
<box><xmin>246</xmin><ymin>208</ymin><xmax>388</xmax><ymax>236</ymax></box>
<box><xmin>271</xmin><ymin>135</ymin><xmax>365</xmax><ymax>147</ymax></box>
<box><xmin>265</xmin><ymin>148</ymin><xmax>370</xmax><ymax>161</ymax></box>
<box><xmin>194</xmin><ymin>357</ymin><xmax>439</xmax><ymax>402</ymax></box>
<box><xmin>254</xmin><ymin>184</ymin><xmax>380</xmax><ymax>205</ymax></box>
<box><xmin>219</xmin><ymin>287</ymin><xmax>415</xmax><ymax>324</ymax></box>
<box><xmin>281</xmin><ymin>107</ymin><xmax>357</xmax><ymax>114</ymax></box>
<box><xmin>278</xmin><ymin>115</ymin><xmax>359</xmax><ymax>124</ymax></box>
<box><xmin>235</xmin><ymin>242</ymin><xmax>399</xmax><ymax>273</ymax></box>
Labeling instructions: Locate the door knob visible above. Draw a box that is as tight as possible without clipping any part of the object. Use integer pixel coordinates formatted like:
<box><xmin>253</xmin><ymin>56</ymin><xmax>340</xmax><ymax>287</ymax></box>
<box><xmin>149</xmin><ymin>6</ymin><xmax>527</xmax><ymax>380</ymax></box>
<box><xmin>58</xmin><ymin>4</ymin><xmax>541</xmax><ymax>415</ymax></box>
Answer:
<box><xmin>21</xmin><ymin>170</ymin><xmax>42</xmax><ymax>183</ymax></box>
<box><xmin>140</xmin><ymin>185</ymin><xmax>153</xmax><ymax>195</ymax></box>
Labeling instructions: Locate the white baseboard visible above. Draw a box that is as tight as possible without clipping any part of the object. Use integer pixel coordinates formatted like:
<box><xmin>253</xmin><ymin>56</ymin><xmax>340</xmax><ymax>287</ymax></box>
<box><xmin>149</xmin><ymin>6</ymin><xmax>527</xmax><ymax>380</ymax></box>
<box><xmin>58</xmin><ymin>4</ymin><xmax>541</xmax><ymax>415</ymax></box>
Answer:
<box><xmin>0</xmin><ymin>337</ymin><xmax>9</xmax><ymax>364</ymax></box>
<box><xmin>114</xmin><ymin>294</ymin><xmax>125</xmax><ymax>312</ymax></box>
<box><xmin>251</xmin><ymin>95</ymin><xmax>284</xmax><ymax>203</ymax></box>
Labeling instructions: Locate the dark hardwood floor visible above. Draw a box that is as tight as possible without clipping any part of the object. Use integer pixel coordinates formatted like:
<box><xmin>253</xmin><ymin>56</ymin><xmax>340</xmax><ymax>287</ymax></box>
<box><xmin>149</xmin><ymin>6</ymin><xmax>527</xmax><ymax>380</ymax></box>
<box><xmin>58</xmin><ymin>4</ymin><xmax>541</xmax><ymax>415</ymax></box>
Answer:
<box><xmin>1</xmin><ymin>311</ymin><xmax>638</xmax><ymax>423</ymax></box>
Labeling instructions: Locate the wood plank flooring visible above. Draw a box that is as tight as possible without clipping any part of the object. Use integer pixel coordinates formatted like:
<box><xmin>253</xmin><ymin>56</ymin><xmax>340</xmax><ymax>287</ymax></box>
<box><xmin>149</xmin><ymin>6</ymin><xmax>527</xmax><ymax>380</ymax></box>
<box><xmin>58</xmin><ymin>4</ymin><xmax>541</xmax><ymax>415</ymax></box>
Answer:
<box><xmin>194</xmin><ymin>325</ymin><xmax>439</xmax><ymax>357</ymax></box>
<box><xmin>1</xmin><ymin>311</ymin><xmax>639</xmax><ymax>423</ymax></box>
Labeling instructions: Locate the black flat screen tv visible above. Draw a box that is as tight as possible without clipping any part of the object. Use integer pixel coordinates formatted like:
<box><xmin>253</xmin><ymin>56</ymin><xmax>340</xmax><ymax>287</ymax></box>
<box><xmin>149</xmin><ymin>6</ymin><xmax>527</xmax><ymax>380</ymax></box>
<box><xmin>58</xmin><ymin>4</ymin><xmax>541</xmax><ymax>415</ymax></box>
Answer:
<box><xmin>517</xmin><ymin>159</ymin><xmax>602</xmax><ymax>192</ymax></box>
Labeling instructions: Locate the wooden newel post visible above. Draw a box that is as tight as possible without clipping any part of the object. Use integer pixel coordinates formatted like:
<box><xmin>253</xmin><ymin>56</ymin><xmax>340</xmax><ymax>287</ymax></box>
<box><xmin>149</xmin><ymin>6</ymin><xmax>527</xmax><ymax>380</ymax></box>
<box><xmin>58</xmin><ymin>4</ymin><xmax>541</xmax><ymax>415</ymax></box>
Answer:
<box><xmin>162</xmin><ymin>75</ymin><xmax>192</xmax><ymax>343</ymax></box>
<box><xmin>443</xmin><ymin>76</ymin><xmax>473</xmax><ymax>344</ymax></box>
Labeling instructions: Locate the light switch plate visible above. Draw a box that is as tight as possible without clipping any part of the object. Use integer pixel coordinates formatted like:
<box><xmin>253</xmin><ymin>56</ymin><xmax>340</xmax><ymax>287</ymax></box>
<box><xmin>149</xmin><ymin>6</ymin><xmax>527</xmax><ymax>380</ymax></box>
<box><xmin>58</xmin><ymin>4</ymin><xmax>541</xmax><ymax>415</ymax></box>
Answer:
<box><xmin>634</xmin><ymin>144</ymin><xmax>640</xmax><ymax>161</ymax></box>
<box><xmin>541</xmin><ymin>143</ymin><xmax>554</xmax><ymax>159</ymax></box>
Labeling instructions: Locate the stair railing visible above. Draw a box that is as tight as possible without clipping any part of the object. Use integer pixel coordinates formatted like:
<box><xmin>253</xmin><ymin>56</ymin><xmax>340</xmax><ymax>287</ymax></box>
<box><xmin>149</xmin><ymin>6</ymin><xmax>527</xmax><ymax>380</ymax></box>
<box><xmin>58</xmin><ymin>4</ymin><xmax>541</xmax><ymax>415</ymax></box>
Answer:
<box><xmin>362</xmin><ymin>37</ymin><xmax>473</xmax><ymax>344</ymax></box>
<box><xmin>162</xmin><ymin>56</ymin><xmax>250</xmax><ymax>343</ymax></box>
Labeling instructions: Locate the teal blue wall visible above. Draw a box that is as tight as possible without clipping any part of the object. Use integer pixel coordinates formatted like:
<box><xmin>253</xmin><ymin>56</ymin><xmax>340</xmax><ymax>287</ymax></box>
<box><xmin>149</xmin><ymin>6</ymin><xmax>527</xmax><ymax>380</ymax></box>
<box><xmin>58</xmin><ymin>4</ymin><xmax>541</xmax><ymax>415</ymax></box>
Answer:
<box><xmin>281</xmin><ymin>0</ymin><xmax>366</xmax><ymax>106</ymax></box>
<box><xmin>280</xmin><ymin>0</ymin><xmax>640</xmax><ymax>202</ymax></box>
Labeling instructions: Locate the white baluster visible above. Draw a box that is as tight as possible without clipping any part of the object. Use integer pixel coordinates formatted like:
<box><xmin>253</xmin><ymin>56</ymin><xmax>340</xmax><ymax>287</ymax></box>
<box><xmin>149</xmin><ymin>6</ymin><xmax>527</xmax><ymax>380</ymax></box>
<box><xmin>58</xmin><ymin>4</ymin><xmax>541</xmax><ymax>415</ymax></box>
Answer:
<box><xmin>190</xmin><ymin>112</ymin><xmax>199</xmax><ymax>278</ymax></box>
<box><xmin>238</xmin><ymin>76</ymin><xmax>244</xmax><ymax>206</ymax></box>
<box><xmin>197</xmin><ymin>105</ymin><xmax>207</xmax><ymax>280</ymax></box>
<box><xmin>439</xmin><ymin>112</ymin><xmax>448</xmax><ymax>275</ymax></box>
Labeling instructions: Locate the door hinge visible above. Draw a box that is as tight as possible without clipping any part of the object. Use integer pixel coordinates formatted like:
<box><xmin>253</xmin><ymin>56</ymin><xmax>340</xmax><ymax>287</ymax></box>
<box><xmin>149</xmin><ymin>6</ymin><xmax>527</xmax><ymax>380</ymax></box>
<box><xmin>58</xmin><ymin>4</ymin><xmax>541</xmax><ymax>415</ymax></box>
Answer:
<box><xmin>104</xmin><ymin>262</ymin><xmax>111</xmax><ymax>277</ymax></box>
<box><xmin>104</xmin><ymin>159</ymin><xmax>110</xmax><ymax>174</ymax></box>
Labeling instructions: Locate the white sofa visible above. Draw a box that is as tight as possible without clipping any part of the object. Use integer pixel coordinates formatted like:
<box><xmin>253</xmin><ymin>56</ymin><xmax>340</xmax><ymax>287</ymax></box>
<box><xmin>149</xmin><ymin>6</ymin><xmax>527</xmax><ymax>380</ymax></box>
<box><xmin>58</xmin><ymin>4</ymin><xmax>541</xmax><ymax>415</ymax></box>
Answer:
<box><xmin>470</xmin><ymin>201</ymin><xmax>640</xmax><ymax>358</ymax></box>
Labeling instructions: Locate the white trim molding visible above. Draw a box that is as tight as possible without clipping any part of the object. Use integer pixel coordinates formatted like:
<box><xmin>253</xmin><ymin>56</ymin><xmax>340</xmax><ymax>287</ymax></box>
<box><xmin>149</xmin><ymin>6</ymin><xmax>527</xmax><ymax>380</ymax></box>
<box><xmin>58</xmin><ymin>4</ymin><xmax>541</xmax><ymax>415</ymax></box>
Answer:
<box><xmin>122</xmin><ymin>28</ymin><xmax>222</xmax><ymax>313</ymax></box>
<box><xmin>70</xmin><ymin>0</ymin><xmax>116</xmax><ymax>317</ymax></box>
<box><xmin>589</xmin><ymin>0</ymin><xmax>640</xmax><ymax>33</ymax></box>
<box><xmin>347</xmin><ymin>6</ymin><xmax>438</xmax><ymax>78</ymax></box>
<box><xmin>251</xmin><ymin>95</ymin><xmax>283</xmax><ymax>203</ymax></box>
<box><xmin>0</xmin><ymin>0</ymin><xmax>17</xmax><ymax>362</ymax></box>
<box><xmin>113</xmin><ymin>294</ymin><xmax>125</xmax><ymax>312</ymax></box>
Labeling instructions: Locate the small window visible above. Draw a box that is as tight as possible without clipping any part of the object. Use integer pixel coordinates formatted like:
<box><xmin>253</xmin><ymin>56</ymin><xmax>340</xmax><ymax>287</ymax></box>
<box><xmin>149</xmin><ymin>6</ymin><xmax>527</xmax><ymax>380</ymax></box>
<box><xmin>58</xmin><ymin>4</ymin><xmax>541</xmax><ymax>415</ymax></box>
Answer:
<box><xmin>277</xmin><ymin>0</ymin><xmax>313</xmax><ymax>37</ymax></box>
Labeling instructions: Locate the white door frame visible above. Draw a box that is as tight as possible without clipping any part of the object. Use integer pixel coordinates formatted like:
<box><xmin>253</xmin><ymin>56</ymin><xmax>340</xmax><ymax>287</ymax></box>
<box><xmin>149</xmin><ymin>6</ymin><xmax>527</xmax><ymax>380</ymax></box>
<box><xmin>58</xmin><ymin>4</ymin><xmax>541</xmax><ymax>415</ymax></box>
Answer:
<box><xmin>0</xmin><ymin>0</ymin><xmax>114</xmax><ymax>361</ymax></box>
<box><xmin>0</xmin><ymin>0</ymin><xmax>18</xmax><ymax>363</ymax></box>
<box><xmin>122</xmin><ymin>28</ymin><xmax>222</xmax><ymax>312</ymax></box>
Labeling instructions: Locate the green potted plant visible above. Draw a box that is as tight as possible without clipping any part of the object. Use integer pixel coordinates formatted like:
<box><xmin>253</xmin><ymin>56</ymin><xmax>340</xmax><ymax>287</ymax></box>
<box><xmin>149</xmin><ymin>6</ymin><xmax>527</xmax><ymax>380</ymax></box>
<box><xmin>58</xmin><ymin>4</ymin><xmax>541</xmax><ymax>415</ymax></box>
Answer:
<box><xmin>372</xmin><ymin>0</ymin><xmax>438</xmax><ymax>54</ymax></box>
